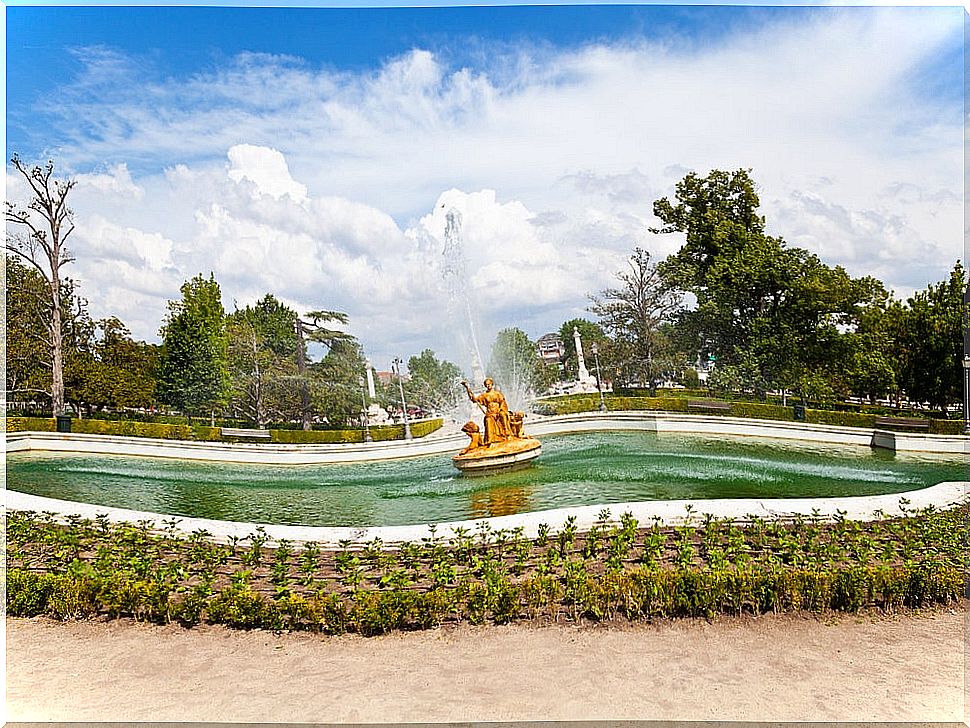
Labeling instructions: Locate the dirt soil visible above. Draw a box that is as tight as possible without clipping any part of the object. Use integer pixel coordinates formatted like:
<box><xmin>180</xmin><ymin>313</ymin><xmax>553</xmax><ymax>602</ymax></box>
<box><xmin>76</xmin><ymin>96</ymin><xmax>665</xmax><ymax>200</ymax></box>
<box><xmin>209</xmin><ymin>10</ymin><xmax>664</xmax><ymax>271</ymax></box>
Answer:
<box><xmin>6</xmin><ymin>606</ymin><xmax>968</xmax><ymax>724</ymax></box>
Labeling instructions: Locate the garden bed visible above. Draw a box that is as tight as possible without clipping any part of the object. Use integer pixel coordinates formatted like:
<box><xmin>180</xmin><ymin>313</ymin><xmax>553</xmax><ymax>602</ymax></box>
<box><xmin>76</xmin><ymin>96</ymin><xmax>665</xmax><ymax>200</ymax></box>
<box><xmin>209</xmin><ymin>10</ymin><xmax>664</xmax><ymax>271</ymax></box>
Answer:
<box><xmin>7</xmin><ymin>501</ymin><xmax>966</xmax><ymax>635</ymax></box>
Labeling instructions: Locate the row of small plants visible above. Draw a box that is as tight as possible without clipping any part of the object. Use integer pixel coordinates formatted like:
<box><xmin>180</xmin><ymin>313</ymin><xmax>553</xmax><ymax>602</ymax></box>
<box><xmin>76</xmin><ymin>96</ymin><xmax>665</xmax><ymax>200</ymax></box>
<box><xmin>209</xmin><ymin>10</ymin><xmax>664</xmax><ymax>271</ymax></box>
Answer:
<box><xmin>7</xmin><ymin>500</ymin><xmax>966</xmax><ymax>635</ymax></box>
<box><xmin>5</xmin><ymin>417</ymin><xmax>443</xmax><ymax>443</ymax></box>
<box><xmin>536</xmin><ymin>395</ymin><xmax>963</xmax><ymax>434</ymax></box>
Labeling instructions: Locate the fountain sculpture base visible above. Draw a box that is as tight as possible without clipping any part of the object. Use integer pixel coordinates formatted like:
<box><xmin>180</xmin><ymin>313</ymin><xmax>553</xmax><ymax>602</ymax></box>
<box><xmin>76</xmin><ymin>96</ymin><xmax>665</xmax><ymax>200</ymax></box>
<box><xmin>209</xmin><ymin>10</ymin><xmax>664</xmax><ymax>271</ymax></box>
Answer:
<box><xmin>452</xmin><ymin>437</ymin><xmax>541</xmax><ymax>476</ymax></box>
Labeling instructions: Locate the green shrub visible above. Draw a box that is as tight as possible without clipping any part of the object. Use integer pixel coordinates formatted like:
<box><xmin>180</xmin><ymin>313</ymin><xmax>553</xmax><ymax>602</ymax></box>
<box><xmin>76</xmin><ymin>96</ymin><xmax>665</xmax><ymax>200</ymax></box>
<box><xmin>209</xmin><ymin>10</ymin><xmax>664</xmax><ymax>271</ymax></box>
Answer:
<box><xmin>7</xmin><ymin>569</ymin><xmax>53</xmax><ymax>616</ymax></box>
<box><xmin>804</xmin><ymin>409</ymin><xmax>877</xmax><ymax>429</ymax></box>
<box><xmin>206</xmin><ymin>586</ymin><xmax>273</xmax><ymax>629</ymax></box>
<box><xmin>6</xmin><ymin>417</ymin><xmax>55</xmax><ymax>432</ymax></box>
<box><xmin>46</xmin><ymin>573</ymin><xmax>101</xmax><ymax>620</ymax></box>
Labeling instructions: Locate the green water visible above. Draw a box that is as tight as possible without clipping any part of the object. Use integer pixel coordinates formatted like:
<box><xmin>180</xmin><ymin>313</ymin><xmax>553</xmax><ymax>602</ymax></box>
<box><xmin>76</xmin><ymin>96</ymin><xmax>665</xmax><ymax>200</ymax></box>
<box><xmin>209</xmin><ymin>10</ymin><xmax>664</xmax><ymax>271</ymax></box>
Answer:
<box><xmin>5</xmin><ymin>432</ymin><xmax>965</xmax><ymax>527</ymax></box>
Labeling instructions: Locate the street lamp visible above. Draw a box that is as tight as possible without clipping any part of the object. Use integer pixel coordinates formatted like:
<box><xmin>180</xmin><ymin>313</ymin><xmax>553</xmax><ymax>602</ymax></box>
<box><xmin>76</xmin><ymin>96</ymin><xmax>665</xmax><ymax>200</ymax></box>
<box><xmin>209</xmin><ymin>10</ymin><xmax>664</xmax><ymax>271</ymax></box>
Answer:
<box><xmin>591</xmin><ymin>342</ymin><xmax>607</xmax><ymax>412</ymax></box>
<box><xmin>392</xmin><ymin>357</ymin><xmax>413</xmax><ymax>440</ymax></box>
<box><xmin>359</xmin><ymin>377</ymin><xmax>373</xmax><ymax>443</ymax></box>
<box><xmin>962</xmin><ymin>355</ymin><xmax>970</xmax><ymax>435</ymax></box>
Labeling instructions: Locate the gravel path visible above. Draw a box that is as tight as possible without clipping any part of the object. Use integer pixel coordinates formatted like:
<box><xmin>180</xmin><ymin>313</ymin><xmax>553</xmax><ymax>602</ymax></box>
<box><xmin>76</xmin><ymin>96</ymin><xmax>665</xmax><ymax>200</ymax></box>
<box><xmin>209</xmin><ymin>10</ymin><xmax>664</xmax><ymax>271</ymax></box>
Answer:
<box><xmin>6</xmin><ymin>607</ymin><xmax>967</xmax><ymax>723</ymax></box>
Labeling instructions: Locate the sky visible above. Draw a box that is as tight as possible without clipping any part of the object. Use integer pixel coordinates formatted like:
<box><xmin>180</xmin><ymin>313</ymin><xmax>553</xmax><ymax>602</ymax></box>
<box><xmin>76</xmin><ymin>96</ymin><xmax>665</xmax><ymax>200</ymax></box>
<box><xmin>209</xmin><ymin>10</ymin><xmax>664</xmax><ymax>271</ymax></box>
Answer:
<box><xmin>4</xmin><ymin>3</ymin><xmax>966</xmax><ymax>373</ymax></box>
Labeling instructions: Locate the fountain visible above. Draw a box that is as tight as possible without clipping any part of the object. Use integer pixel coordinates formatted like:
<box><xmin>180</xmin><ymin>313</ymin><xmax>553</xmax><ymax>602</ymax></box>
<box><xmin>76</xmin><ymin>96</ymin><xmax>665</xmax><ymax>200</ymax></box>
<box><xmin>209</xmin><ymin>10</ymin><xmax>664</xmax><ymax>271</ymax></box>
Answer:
<box><xmin>441</xmin><ymin>208</ymin><xmax>486</xmax><ymax>386</ymax></box>
<box><xmin>452</xmin><ymin>377</ymin><xmax>541</xmax><ymax>475</ymax></box>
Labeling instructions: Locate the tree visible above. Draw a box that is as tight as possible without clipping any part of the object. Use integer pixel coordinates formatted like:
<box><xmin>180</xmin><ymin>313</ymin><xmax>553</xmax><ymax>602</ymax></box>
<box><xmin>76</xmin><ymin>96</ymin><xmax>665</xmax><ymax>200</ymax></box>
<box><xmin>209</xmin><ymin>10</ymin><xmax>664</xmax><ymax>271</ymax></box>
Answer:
<box><xmin>5</xmin><ymin>257</ymin><xmax>54</xmax><ymax>405</ymax></box>
<box><xmin>295</xmin><ymin>309</ymin><xmax>349</xmax><ymax>430</ymax></box>
<box><xmin>158</xmin><ymin>274</ymin><xmax>230</xmax><ymax>417</ymax></box>
<box><xmin>487</xmin><ymin>327</ymin><xmax>553</xmax><ymax>406</ymax></box>
<box><xmin>5</xmin><ymin>156</ymin><xmax>78</xmax><ymax>415</ymax></box>
<box><xmin>227</xmin><ymin>295</ymin><xmax>300</xmax><ymax>427</ymax></box>
<box><xmin>311</xmin><ymin>337</ymin><xmax>367</xmax><ymax>427</ymax></box>
<box><xmin>895</xmin><ymin>261</ymin><xmax>967</xmax><ymax>411</ymax></box>
<box><xmin>589</xmin><ymin>247</ymin><xmax>680</xmax><ymax>392</ymax></box>
<box><xmin>404</xmin><ymin>349</ymin><xmax>463</xmax><ymax>414</ymax></box>
<box><xmin>652</xmin><ymin>168</ymin><xmax>891</xmax><ymax>402</ymax></box>
<box><xmin>68</xmin><ymin>318</ymin><xmax>158</xmax><ymax>413</ymax></box>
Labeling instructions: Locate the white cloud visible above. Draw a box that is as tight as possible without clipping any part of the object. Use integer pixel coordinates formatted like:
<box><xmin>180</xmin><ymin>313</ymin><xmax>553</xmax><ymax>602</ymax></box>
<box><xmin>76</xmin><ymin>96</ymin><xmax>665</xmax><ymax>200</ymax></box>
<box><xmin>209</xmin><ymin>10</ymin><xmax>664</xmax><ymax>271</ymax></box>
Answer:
<box><xmin>18</xmin><ymin>8</ymin><xmax>963</xmax><ymax>369</ymax></box>
<box><xmin>227</xmin><ymin>144</ymin><xmax>308</xmax><ymax>202</ymax></box>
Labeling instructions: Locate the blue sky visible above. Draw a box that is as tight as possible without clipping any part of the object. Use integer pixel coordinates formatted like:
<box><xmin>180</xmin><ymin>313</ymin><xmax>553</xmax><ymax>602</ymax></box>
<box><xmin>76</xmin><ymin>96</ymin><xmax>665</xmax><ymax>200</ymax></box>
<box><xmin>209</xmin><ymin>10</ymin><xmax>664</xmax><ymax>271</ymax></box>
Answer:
<box><xmin>9</xmin><ymin>5</ymin><xmax>811</xmax><ymax>160</ymax></box>
<box><xmin>3</xmin><ymin>4</ymin><xmax>965</xmax><ymax>370</ymax></box>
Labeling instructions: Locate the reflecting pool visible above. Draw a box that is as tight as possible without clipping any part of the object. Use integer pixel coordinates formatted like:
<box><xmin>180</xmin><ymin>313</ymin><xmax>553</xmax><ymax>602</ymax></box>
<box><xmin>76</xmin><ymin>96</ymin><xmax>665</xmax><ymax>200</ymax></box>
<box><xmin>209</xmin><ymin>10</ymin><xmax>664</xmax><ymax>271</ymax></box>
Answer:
<box><xmin>6</xmin><ymin>432</ymin><xmax>964</xmax><ymax>527</ymax></box>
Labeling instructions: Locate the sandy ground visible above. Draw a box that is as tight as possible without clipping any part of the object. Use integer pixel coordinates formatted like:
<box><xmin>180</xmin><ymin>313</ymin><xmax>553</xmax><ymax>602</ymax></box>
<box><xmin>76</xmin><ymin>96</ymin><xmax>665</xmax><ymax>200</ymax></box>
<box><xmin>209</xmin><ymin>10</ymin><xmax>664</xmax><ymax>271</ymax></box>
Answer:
<box><xmin>6</xmin><ymin>607</ymin><xmax>968</xmax><ymax>724</ymax></box>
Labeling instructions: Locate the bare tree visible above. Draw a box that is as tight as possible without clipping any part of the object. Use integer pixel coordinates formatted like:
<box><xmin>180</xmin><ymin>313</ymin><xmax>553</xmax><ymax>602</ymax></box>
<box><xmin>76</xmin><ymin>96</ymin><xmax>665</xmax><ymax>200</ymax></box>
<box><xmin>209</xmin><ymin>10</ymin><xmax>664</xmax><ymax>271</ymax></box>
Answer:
<box><xmin>5</xmin><ymin>156</ymin><xmax>77</xmax><ymax>415</ymax></box>
<box><xmin>589</xmin><ymin>247</ymin><xmax>681</xmax><ymax>391</ymax></box>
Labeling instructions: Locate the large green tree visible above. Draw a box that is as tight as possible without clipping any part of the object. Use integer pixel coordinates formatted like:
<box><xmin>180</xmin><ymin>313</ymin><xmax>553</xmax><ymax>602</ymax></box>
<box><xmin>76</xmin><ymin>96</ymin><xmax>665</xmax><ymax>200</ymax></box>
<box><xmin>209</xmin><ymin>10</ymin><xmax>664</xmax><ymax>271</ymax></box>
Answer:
<box><xmin>68</xmin><ymin>317</ymin><xmax>158</xmax><ymax>414</ymax></box>
<box><xmin>227</xmin><ymin>296</ymin><xmax>301</xmax><ymax>427</ymax></box>
<box><xmin>295</xmin><ymin>309</ymin><xmax>349</xmax><ymax>430</ymax></box>
<box><xmin>158</xmin><ymin>274</ymin><xmax>231</xmax><ymax>417</ymax></box>
<box><xmin>895</xmin><ymin>261</ymin><xmax>967</xmax><ymax>411</ymax></box>
<box><xmin>6</xmin><ymin>256</ymin><xmax>101</xmax><ymax>413</ymax></box>
<box><xmin>404</xmin><ymin>349</ymin><xmax>463</xmax><ymax>414</ymax></box>
<box><xmin>311</xmin><ymin>337</ymin><xmax>367</xmax><ymax>427</ymax></box>
<box><xmin>653</xmin><ymin>168</ymin><xmax>888</xmax><ymax>401</ymax></box>
<box><xmin>5</xmin><ymin>257</ymin><xmax>54</xmax><ymax>405</ymax></box>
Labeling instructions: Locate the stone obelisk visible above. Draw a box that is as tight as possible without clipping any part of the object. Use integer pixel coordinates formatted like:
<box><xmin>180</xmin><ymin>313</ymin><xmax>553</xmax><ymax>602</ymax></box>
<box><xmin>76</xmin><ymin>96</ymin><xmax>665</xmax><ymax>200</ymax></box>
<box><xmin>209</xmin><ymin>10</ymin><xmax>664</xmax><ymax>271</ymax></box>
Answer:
<box><xmin>365</xmin><ymin>359</ymin><xmax>377</xmax><ymax>400</ymax></box>
<box><xmin>573</xmin><ymin>327</ymin><xmax>591</xmax><ymax>384</ymax></box>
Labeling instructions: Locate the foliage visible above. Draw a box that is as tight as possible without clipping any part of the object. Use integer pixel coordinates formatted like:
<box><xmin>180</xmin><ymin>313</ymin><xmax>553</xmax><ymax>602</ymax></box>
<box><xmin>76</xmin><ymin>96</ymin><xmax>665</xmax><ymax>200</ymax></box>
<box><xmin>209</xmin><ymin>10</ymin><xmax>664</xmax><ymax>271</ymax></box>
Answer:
<box><xmin>590</xmin><ymin>248</ymin><xmax>680</xmax><ymax>391</ymax></box>
<box><xmin>269</xmin><ymin>419</ymin><xmax>442</xmax><ymax>444</ymax></box>
<box><xmin>404</xmin><ymin>349</ymin><xmax>463</xmax><ymax>413</ymax></box>
<box><xmin>158</xmin><ymin>274</ymin><xmax>231</xmax><ymax>416</ymax></box>
<box><xmin>487</xmin><ymin>327</ymin><xmax>556</xmax><ymax>404</ymax></box>
<box><xmin>5</xmin><ymin>257</ymin><xmax>53</xmax><ymax>402</ymax></box>
<box><xmin>311</xmin><ymin>337</ymin><xmax>367</xmax><ymax>427</ymax></box>
<box><xmin>68</xmin><ymin>317</ymin><xmax>159</xmax><ymax>412</ymax></box>
<box><xmin>653</xmin><ymin>169</ymin><xmax>893</xmax><ymax>402</ymax></box>
<box><xmin>294</xmin><ymin>308</ymin><xmax>350</xmax><ymax>430</ymax></box>
<box><xmin>6</xmin><ymin>416</ymin><xmax>443</xmax><ymax>441</ymax></box>
<box><xmin>227</xmin><ymin>296</ymin><xmax>301</xmax><ymax>427</ymax></box>
<box><xmin>557</xmin><ymin>319</ymin><xmax>610</xmax><ymax>380</ymax></box>
<box><xmin>895</xmin><ymin>262</ymin><xmax>968</xmax><ymax>411</ymax></box>
<box><xmin>7</xmin><ymin>500</ymin><xmax>966</xmax><ymax>633</ymax></box>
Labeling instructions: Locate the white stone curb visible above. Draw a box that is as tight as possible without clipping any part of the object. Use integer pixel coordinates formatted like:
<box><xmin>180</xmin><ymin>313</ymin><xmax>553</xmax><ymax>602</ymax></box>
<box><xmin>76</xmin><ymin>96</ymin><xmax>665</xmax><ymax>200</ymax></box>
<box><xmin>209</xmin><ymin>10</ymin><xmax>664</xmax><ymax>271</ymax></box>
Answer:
<box><xmin>5</xmin><ymin>481</ymin><xmax>966</xmax><ymax>548</ymax></box>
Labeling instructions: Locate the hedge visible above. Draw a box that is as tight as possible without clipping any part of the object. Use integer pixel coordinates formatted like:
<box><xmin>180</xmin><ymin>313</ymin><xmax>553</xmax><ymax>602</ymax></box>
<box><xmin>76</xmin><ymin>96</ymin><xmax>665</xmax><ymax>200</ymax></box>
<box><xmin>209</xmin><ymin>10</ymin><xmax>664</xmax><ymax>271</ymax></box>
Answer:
<box><xmin>7</xmin><ymin>416</ymin><xmax>443</xmax><ymax>443</ymax></box>
<box><xmin>537</xmin><ymin>396</ymin><xmax>962</xmax><ymax>432</ymax></box>
<box><xmin>7</xmin><ymin>563</ymin><xmax>962</xmax><ymax>632</ymax></box>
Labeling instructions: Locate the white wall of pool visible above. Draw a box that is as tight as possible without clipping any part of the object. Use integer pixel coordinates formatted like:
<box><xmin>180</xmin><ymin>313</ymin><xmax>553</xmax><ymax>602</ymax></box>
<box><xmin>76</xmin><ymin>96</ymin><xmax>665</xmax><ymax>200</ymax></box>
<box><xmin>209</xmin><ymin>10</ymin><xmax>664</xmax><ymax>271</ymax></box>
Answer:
<box><xmin>5</xmin><ymin>412</ymin><xmax>966</xmax><ymax>543</ymax></box>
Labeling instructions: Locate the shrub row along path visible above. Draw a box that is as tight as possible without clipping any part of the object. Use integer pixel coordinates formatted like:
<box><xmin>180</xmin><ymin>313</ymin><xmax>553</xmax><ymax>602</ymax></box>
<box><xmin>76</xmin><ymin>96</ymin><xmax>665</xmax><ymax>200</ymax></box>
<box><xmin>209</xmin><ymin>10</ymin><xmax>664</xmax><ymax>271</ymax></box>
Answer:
<box><xmin>7</xmin><ymin>607</ymin><xmax>966</xmax><ymax>723</ymax></box>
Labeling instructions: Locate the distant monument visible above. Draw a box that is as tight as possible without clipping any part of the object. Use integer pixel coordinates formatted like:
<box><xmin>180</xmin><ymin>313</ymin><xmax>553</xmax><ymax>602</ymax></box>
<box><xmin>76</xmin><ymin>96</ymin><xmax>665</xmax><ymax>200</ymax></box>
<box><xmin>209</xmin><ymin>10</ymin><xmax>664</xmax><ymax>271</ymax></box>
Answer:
<box><xmin>571</xmin><ymin>327</ymin><xmax>599</xmax><ymax>393</ymax></box>
<box><xmin>364</xmin><ymin>359</ymin><xmax>392</xmax><ymax>425</ymax></box>
<box><xmin>452</xmin><ymin>378</ymin><xmax>541</xmax><ymax>475</ymax></box>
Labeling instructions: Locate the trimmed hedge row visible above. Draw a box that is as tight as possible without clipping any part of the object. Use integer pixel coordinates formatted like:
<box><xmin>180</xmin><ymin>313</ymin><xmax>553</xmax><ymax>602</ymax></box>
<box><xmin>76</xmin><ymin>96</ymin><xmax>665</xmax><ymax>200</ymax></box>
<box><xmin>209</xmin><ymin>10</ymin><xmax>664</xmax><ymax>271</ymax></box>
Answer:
<box><xmin>6</xmin><ymin>416</ymin><xmax>444</xmax><ymax>443</ymax></box>
<box><xmin>268</xmin><ymin>419</ymin><xmax>442</xmax><ymax>444</ymax></box>
<box><xmin>6</xmin><ymin>417</ymin><xmax>222</xmax><ymax>441</ymax></box>
<box><xmin>8</xmin><ymin>562</ymin><xmax>962</xmax><ymax>634</ymax></box>
<box><xmin>538</xmin><ymin>396</ymin><xmax>963</xmax><ymax>433</ymax></box>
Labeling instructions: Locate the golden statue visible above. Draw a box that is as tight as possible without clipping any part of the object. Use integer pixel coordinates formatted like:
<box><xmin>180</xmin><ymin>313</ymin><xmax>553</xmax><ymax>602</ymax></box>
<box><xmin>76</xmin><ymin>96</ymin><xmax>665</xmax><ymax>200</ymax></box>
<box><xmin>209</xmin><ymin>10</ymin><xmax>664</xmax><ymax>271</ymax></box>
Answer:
<box><xmin>453</xmin><ymin>378</ymin><xmax>541</xmax><ymax>474</ymax></box>
<box><xmin>461</xmin><ymin>377</ymin><xmax>513</xmax><ymax>446</ymax></box>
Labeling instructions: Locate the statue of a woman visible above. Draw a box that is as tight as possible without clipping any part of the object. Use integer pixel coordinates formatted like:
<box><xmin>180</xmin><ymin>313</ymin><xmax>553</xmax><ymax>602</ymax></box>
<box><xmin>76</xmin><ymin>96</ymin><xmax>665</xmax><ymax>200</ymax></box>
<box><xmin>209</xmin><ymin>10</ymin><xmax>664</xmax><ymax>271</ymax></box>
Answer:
<box><xmin>462</xmin><ymin>378</ymin><xmax>513</xmax><ymax>446</ymax></box>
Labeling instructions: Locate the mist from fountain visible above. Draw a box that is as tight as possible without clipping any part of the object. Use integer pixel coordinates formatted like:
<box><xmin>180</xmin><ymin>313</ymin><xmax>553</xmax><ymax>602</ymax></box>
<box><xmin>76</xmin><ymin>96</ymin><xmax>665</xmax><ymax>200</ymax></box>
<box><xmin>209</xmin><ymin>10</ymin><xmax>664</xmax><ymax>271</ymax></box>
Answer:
<box><xmin>439</xmin><ymin>207</ymin><xmax>491</xmax><ymax>426</ymax></box>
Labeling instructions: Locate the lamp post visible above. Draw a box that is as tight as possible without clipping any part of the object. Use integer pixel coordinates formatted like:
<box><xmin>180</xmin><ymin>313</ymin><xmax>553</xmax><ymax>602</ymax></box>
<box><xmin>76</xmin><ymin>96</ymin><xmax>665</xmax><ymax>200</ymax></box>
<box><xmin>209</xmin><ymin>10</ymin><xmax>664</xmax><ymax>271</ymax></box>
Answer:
<box><xmin>592</xmin><ymin>342</ymin><xmax>607</xmax><ymax>412</ymax></box>
<box><xmin>392</xmin><ymin>357</ymin><xmax>413</xmax><ymax>440</ymax></box>
<box><xmin>360</xmin><ymin>377</ymin><xmax>373</xmax><ymax>443</ymax></box>
<box><xmin>962</xmin><ymin>356</ymin><xmax>970</xmax><ymax>435</ymax></box>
